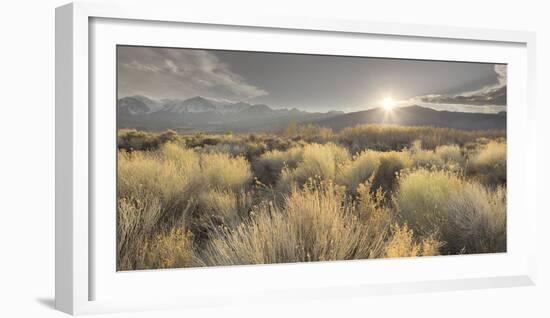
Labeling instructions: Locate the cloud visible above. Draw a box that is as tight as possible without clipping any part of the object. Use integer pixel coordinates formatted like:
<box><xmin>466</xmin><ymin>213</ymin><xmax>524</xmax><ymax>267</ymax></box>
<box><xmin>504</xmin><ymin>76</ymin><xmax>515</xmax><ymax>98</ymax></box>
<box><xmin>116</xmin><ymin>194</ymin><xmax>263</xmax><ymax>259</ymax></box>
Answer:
<box><xmin>164</xmin><ymin>59</ymin><xmax>179</xmax><ymax>73</ymax></box>
<box><xmin>123</xmin><ymin>60</ymin><xmax>162</xmax><ymax>73</ymax></box>
<box><xmin>411</xmin><ymin>102</ymin><xmax>506</xmax><ymax>114</ymax></box>
<box><xmin>118</xmin><ymin>47</ymin><xmax>268</xmax><ymax>101</ymax></box>
<box><xmin>494</xmin><ymin>64</ymin><xmax>507</xmax><ymax>85</ymax></box>
<box><xmin>409</xmin><ymin>65</ymin><xmax>507</xmax><ymax>108</ymax></box>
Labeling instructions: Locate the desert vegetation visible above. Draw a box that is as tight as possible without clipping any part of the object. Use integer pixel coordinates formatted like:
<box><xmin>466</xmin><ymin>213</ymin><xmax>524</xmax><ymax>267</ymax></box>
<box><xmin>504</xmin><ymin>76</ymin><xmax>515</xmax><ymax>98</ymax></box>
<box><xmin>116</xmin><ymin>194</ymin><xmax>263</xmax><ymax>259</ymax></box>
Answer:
<box><xmin>117</xmin><ymin>124</ymin><xmax>506</xmax><ymax>270</ymax></box>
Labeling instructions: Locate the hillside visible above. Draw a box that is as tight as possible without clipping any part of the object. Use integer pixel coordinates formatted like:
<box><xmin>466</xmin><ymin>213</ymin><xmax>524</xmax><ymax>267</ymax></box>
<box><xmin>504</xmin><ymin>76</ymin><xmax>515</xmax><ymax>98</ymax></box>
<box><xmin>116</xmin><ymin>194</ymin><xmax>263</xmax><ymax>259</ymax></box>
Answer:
<box><xmin>312</xmin><ymin>105</ymin><xmax>506</xmax><ymax>131</ymax></box>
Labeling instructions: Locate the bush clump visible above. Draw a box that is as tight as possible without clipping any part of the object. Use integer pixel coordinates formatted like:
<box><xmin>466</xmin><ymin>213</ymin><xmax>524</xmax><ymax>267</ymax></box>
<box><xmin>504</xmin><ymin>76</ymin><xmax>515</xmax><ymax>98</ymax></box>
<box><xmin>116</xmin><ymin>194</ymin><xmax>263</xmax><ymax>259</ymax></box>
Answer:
<box><xmin>253</xmin><ymin>146</ymin><xmax>304</xmax><ymax>185</ymax></box>
<box><xmin>277</xmin><ymin>143</ymin><xmax>349</xmax><ymax>193</ymax></box>
<box><xmin>200</xmin><ymin>181</ymin><xmax>389</xmax><ymax>265</ymax></box>
<box><xmin>338</xmin><ymin>151</ymin><xmax>411</xmax><ymax>194</ymax></box>
<box><xmin>200</xmin><ymin>152</ymin><xmax>253</xmax><ymax>191</ymax></box>
<box><xmin>394</xmin><ymin>169</ymin><xmax>506</xmax><ymax>254</ymax></box>
<box><xmin>467</xmin><ymin>141</ymin><xmax>506</xmax><ymax>185</ymax></box>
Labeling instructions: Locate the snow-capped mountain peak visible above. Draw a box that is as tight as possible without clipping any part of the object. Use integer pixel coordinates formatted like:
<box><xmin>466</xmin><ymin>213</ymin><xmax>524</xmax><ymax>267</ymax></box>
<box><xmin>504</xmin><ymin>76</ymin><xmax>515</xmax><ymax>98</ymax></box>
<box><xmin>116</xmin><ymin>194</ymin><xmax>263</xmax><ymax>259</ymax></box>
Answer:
<box><xmin>158</xmin><ymin>96</ymin><xmax>273</xmax><ymax>114</ymax></box>
<box><xmin>128</xmin><ymin>95</ymin><xmax>164</xmax><ymax>113</ymax></box>
<box><xmin>163</xmin><ymin>96</ymin><xmax>218</xmax><ymax>114</ymax></box>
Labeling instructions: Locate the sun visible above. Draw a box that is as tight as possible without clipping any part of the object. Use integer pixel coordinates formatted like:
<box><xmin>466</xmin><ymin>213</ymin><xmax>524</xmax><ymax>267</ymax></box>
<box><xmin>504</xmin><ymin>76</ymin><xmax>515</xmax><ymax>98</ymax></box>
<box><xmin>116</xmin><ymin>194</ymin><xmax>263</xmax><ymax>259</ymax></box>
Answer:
<box><xmin>382</xmin><ymin>97</ymin><xmax>396</xmax><ymax>111</ymax></box>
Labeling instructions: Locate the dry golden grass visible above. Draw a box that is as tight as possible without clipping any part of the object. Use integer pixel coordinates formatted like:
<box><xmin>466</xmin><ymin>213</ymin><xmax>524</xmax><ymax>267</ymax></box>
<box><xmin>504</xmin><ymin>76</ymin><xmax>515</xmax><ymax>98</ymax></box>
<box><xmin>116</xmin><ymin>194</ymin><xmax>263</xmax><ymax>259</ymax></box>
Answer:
<box><xmin>435</xmin><ymin>144</ymin><xmax>463</xmax><ymax>164</ymax></box>
<box><xmin>116</xmin><ymin>126</ymin><xmax>506</xmax><ymax>269</ymax></box>
<box><xmin>117</xmin><ymin>143</ymin><xmax>254</xmax><ymax>269</ymax></box>
<box><xmin>284</xmin><ymin>123</ymin><xmax>334</xmax><ymax>143</ymax></box>
<box><xmin>338</xmin><ymin>149</ymin><xmax>415</xmax><ymax>195</ymax></box>
<box><xmin>385</xmin><ymin>224</ymin><xmax>442</xmax><ymax>258</ymax></box>
<box><xmin>339</xmin><ymin>124</ymin><xmax>505</xmax><ymax>152</ymax></box>
<box><xmin>337</xmin><ymin>151</ymin><xmax>379</xmax><ymax>193</ymax></box>
<box><xmin>254</xmin><ymin>146</ymin><xmax>305</xmax><ymax>184</ymax></box>
<box><xmin>445</xmin><ymin>184</ymin><xmax>506</xmax><ymax>253</ymax></box>
<box><xmin>118</xmin><ymin>128</ymin><xmax>180</xmax><ymax>151</ymax></box>
<box><xmin>277</xmin><ymin>143</ymin><xmax>349</xmax><ymax>193</ymax></box>
<box><xmin>136</xmin><ymin>227</ymin><xmax>198</xmax><ymax>270</ymax></box>
<box><xmin>200</xmin><ymin>181</ymin><xmax>389</xmax><ymax>265</ymax></box>
<box><xmin>197</xmin><ymin>189</ymin><xmax>253</xmax><ymax>229</ymax></box>
<box><xmin>118</xmin><ymin>145</ymin><xmax>200</xmax><ymax>205</ymax></box>
<box><xmin>407</xmin><ymin>140</ymin><xmax>442</xmax><ymax>167</ymax></box>
<box><xmin>394</xmin><ymin>169</ymin><xmax>506</xmax><ymax>254</ymax></box>
<box><xmin>200</xmin><ymin>152</ymin><xmax>253</xmax><ymax>191</ymax></box>
<box><xmin>117</xmin><ymin>194</ymin><xmax>163</xmax><ymax>270</ymax></box>
<box><xmin>467</xmin><ymin>141</ymin><xmax>507</xmax><ymax>185</ymax></box>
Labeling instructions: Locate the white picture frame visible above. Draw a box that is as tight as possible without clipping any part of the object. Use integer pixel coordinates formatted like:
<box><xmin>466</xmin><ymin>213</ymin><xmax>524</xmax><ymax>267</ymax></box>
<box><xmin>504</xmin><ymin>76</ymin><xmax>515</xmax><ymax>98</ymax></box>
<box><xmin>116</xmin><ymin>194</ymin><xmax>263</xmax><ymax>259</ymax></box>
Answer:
<box><xmin>55</xmin><ymin>1</ymin><xmax>537</xmax><ymax>315</ymax></box>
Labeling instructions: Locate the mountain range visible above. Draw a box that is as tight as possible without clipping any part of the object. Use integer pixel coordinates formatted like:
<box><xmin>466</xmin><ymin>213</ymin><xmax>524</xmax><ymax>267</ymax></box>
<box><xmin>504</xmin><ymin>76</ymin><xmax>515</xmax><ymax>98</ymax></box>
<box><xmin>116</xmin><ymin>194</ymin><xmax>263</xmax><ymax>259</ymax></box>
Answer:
<box><xmin>118</xmin><ymin>95</ymin><xmax>506</xmax><ymax>132</ymax></box>
<box><xmin>118</xmin><ymin>95</ymin><xmax>344</xmax><ymax>132</ymax></box>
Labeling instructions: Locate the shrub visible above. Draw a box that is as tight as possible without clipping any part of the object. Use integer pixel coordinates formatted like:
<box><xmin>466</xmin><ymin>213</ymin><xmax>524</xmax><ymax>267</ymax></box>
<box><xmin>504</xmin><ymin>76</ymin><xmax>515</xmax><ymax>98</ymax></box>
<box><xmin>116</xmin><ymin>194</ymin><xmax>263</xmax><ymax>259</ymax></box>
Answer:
<box><xmin>117</xmin><ymin>129</ymin><xmax>181</xmax><ymax>151</ymax></box>
<box><xmin>136</xmin><ymin>227</ymin><xmax>198</xmax><ymax>270</ymax></box>
<box><xmin>200</xmin><ymin>181</ymin><xmax>388</xmax><ymax>266</ymax></box>
<box><xmin>199</xmin><ymin>143</ymin><xmax>247</xmax><ymax>157</ymax></box>
<box><xmin>394</xmin><ymin>169</ymin><xmax>506</xmax><ymax>254</ymax></box>
<box><xmin>254</xmin><ymin>146</ymin><xmax>304</xmax><ymax>185</ymax></box>
<box><xmin>117</xmin><ymin>147</ymin><xmax>200</xmax><ymax>218</ymax></box>
<box><xmin>338</xmin><ymin>151</ymin><xmax>381</xmax><ymax>193</ymax></box>
<box><xmin>411</xmin><ymin>150</ymin><xmax>444</xmax><ymax>168</ymax></box>
<box><xmin>339</xmin><ymin>125</ymin><xmax>414</xmax><ymax>152</ymax></box>
<box><xmin>160</xmin><ymin>143</ymin><xmax>196</xmax><ymax>165</ymax></box>
<box><xmin>158</xmin><ymin>129</ymin><xmax>179</xmax><ymax>144</ymax></box>
<box><xmin>185</xmin><ymin>134</ymin><xmax>220</xmax><ymax>148</ymax></box>
<box><xmin>200</xmin><ymin>153</ymin><xmax>253</xmax><ymax>191</ymax></box>
<box><xmin>467</xmin><ymin>141</ymin><xmax>506</xmax><ymax>185</ymax></box>
<box><xmin>117</xmin><ymin>195</ymin><xmax>163</xmax><ymax>270</ymax></box>
<box><xmin>355</xmin><ymin>181</ymin><xmax>392</xmax><ymax>236</ymax></box>
<box><xmin>435</xmin><ymin>144</ymin><xmax>463</xmax><ymax>164</ymax></box>
<box><xmin>117</xmin><ymin>145</ymin><xmax>201</xmax><ymax>270</ymax></box>
<box><xmin>199</xmin><ymin>139</ymin><xmax>268</xmax><ymax>160</ymax></box>
<box><xmin>116</xmin><ymin>128</ymin><xmax>507</xmax><ymax>269</ymax></box>
<box><xmin>338</xmin><ymin>124</ymin><xmax>505</xmax><ymax>153</ymax></box>
<box><xmin>394</xmin><ymin>169</ymin><xmax>466</xmax><ymax>238</ymax></box>
<box><xmin>338</xmin><ymin>151</ymin><xmax>411</xmax><ymax>194</ymax></box>
<box><xmin>371</xmin><ymin>152</ymin><xmax>412</xmax><ymax>194</ymax></box>
<box><xmin>408</xmin><ymin>140</ymin><xmax>444</xmax><ymax>168</ymax></box>
<box><xmin>277</xmin><ymin>143</ymin><xmax>349</xmax><ymax>193</ymax></box>
<box><xmin>445</xmin><ymin>184</ymin><xmax>506</xmax><ymax>253</ymax></box>
<box><xmin>197</xmin><ymin>189</ymin><xmax>253</xmax><ymax>228</ymax></box>
<box><xmin>199</xmin><ymin>189</ymin><xmax>238</xmax><ymax>223</ymax></box>
<box><xmin>384</xmin><ymin>224</ymin><xmax>441</xmax><ymax>258</ymax></box>
<box><xmin>242</xmin><ymin>141</ymin><xmax>268</xmax><ymax>159</ymax></box>
<box><xmin>284</xmin><ymin>123</ymin><xmax>334</xmax><ymax>143</ymax></box>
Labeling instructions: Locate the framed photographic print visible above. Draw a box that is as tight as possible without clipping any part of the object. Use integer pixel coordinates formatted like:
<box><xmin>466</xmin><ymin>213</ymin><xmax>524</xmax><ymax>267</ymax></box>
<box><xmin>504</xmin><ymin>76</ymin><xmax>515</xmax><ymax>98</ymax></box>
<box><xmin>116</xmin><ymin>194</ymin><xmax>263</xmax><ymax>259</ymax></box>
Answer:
<box><xmin>56</xmin><ymin>2</ymin><xmax>537</xmax><ymax>315</ymax></box>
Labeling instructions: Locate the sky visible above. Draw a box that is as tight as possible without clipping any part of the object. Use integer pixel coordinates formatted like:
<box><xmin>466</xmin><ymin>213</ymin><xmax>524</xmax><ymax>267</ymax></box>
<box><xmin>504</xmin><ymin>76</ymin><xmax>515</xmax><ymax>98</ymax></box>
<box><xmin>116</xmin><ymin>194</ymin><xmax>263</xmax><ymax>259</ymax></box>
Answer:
<box><xmin>117</xmin><ymin>45</ymin><xmax>507</xmax><ymax>114</ymax></box>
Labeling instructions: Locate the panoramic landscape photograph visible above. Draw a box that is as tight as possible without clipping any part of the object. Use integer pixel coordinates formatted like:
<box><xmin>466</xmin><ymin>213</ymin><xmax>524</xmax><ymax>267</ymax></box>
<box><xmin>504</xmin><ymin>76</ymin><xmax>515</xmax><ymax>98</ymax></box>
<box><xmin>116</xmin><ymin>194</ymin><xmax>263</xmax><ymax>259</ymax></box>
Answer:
<box><xmin>116</xmin><ymin>45</ymin><xmax>507</xmax><ymax>271</ymax></box>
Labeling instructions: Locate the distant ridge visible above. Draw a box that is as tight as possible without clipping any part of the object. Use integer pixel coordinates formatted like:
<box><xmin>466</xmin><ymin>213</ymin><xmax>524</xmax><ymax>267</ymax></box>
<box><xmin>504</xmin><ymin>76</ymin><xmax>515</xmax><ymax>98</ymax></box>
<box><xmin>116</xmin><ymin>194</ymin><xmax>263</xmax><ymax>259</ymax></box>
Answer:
<box><xmin>311</xmin><ymin>105</ymin><xmax>506</xmax><ymax>131</ymax></box>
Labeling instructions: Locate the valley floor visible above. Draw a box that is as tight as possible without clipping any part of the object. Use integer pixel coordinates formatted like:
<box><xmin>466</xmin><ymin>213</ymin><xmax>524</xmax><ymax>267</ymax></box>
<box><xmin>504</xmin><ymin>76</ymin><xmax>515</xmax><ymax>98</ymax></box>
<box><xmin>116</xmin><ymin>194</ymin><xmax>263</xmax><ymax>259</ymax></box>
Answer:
<box><xmin>116</xmin><ymin>124</ymin><xmax>506</xmax><ymax>270</ymax></box>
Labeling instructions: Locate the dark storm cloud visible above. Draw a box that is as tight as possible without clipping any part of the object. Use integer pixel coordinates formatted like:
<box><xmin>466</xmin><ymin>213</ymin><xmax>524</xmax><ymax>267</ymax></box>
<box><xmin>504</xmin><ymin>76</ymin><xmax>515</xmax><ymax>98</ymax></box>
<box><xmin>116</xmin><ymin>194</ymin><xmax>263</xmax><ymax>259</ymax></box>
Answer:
<box><xmin>412</xmin><ymin>65</ymin><xmax>507</xmax><ymax>107</ymax></box>
<box><xmin>118</xmin><ymin>46</ymin><xmax>506</xmax><ymax>113</ymax></box>
<box><xmin>118</xmin><ymin>46</ymin><xmax>268</xmax><ymax>101</ymax></box>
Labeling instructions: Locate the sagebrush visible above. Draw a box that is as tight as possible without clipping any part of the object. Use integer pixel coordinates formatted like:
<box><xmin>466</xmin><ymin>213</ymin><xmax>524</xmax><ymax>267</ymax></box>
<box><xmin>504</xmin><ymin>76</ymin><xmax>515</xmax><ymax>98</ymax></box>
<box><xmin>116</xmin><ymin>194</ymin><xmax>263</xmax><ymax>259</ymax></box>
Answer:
<box><xmin>117</xmin><ymin>124</ymin><xmax>506</xmax><ymax>270</ymax></box>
